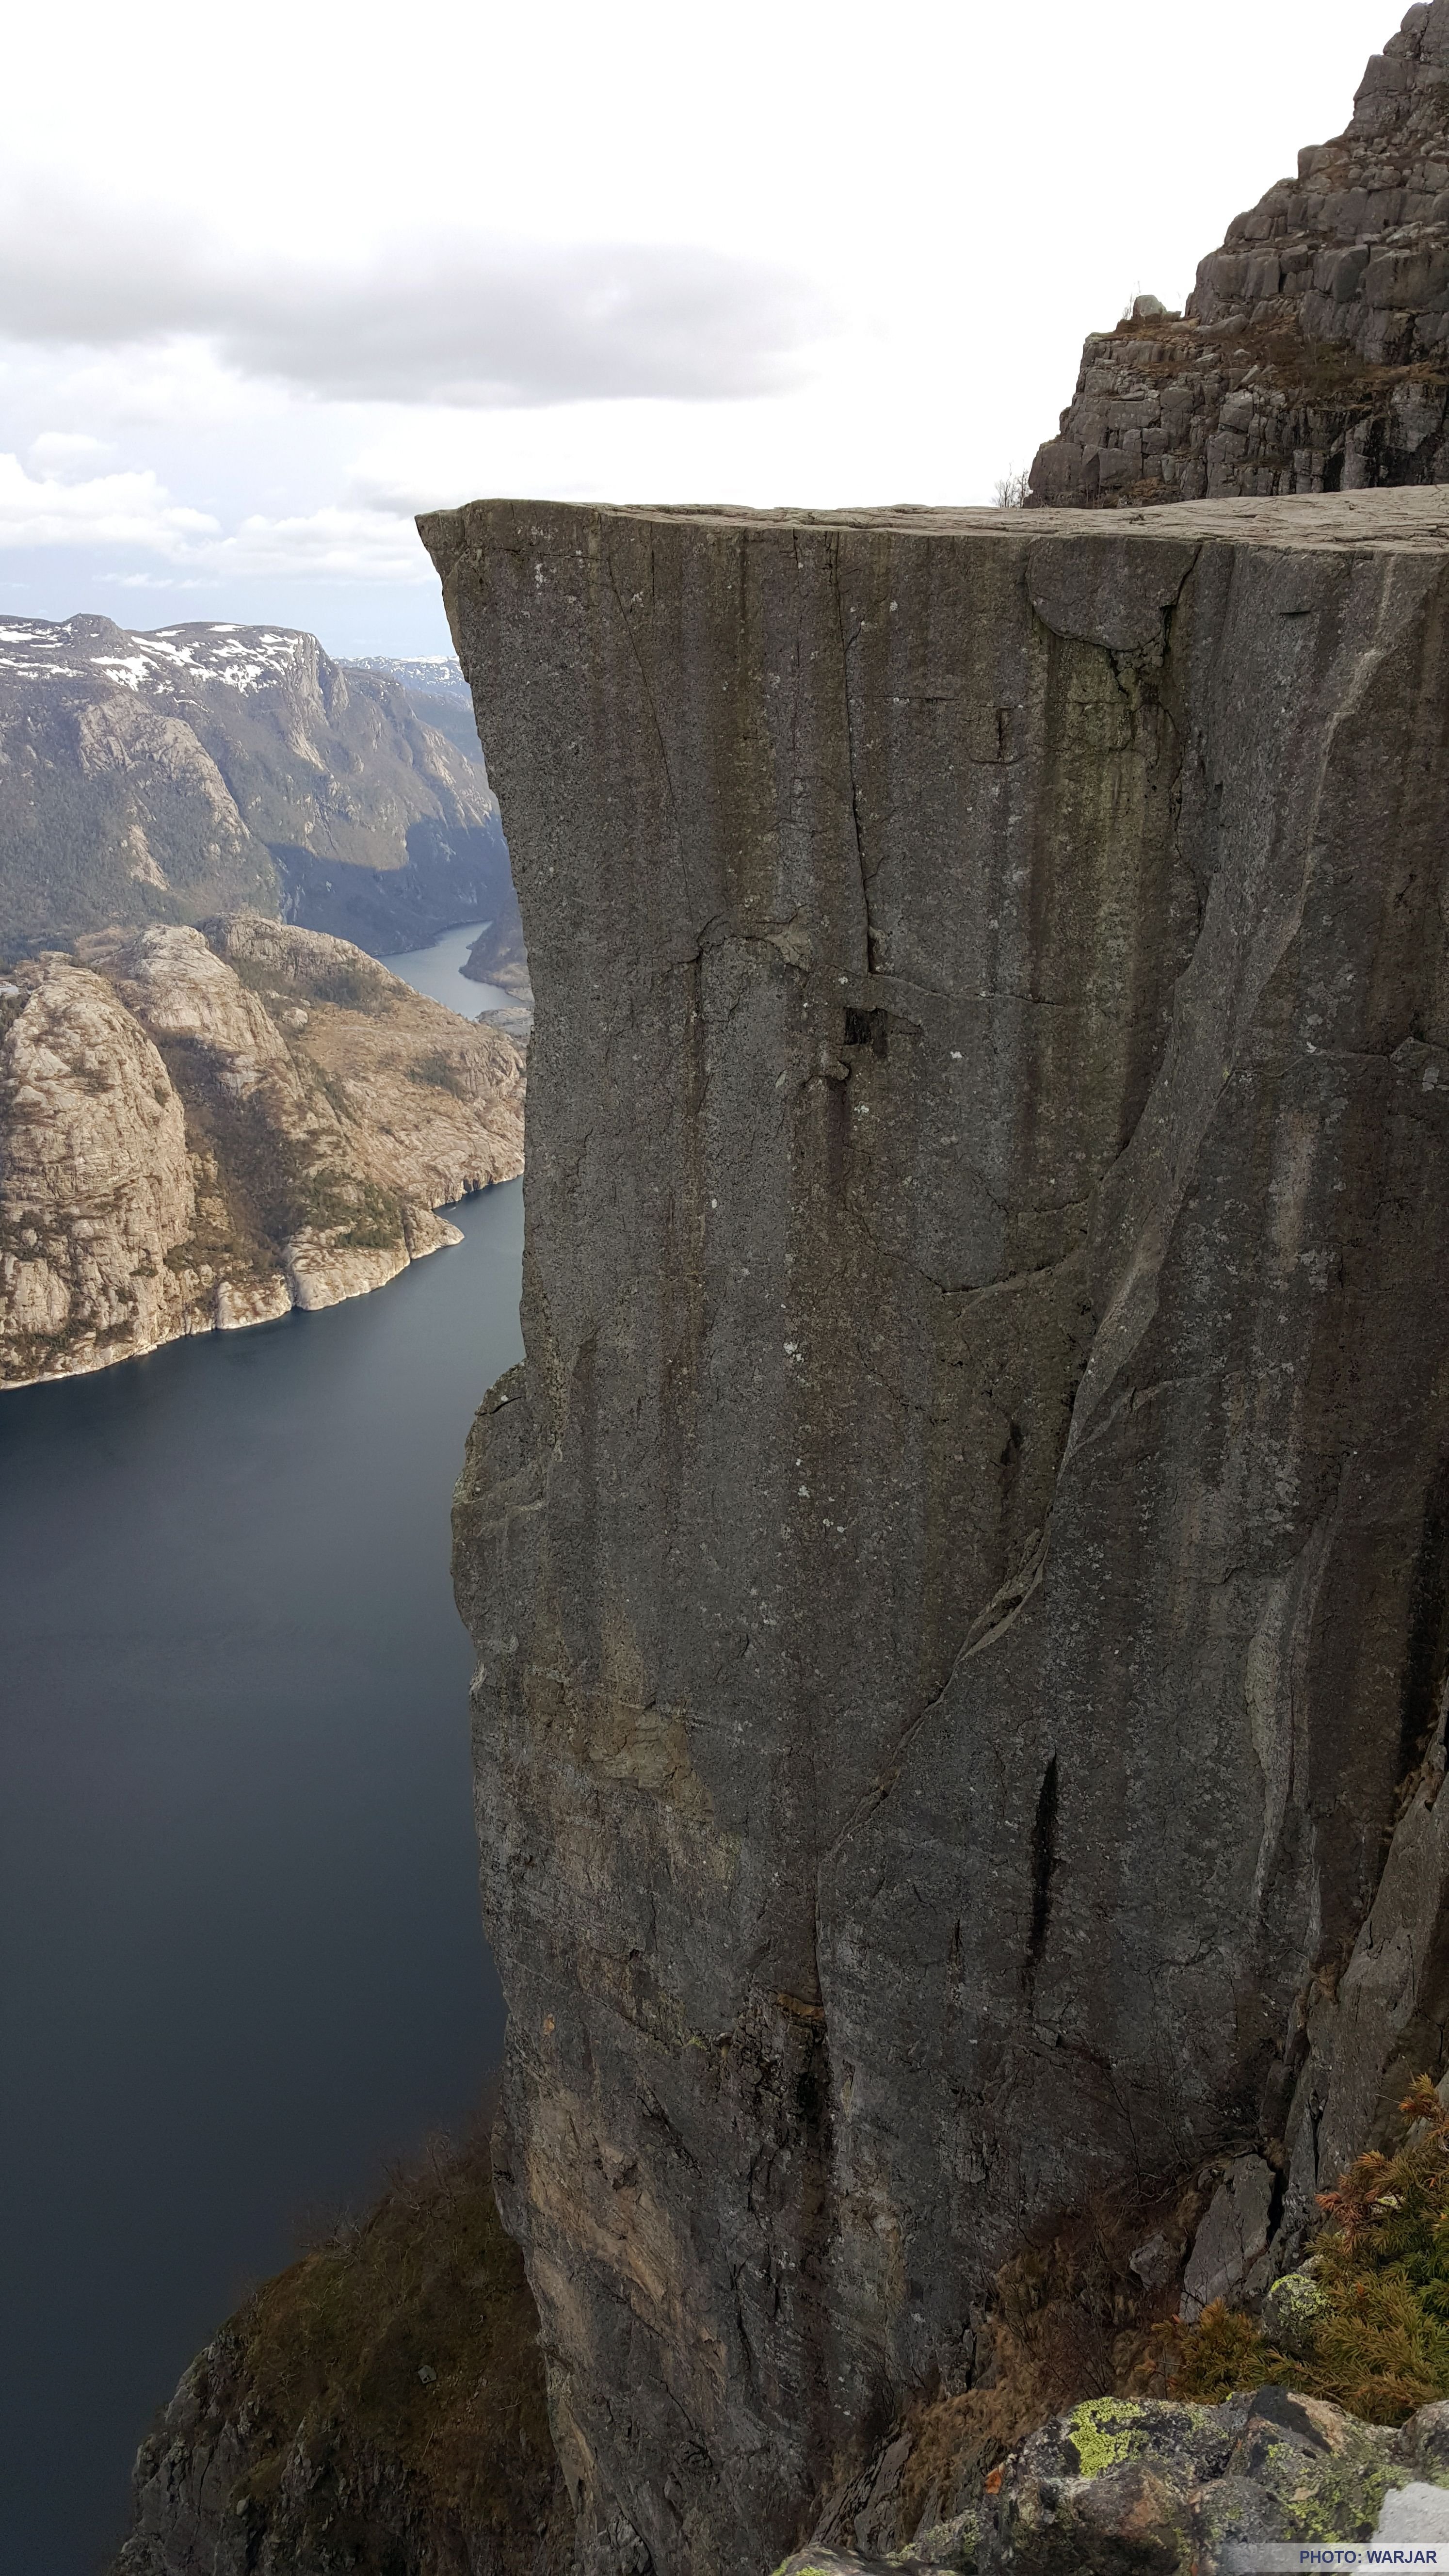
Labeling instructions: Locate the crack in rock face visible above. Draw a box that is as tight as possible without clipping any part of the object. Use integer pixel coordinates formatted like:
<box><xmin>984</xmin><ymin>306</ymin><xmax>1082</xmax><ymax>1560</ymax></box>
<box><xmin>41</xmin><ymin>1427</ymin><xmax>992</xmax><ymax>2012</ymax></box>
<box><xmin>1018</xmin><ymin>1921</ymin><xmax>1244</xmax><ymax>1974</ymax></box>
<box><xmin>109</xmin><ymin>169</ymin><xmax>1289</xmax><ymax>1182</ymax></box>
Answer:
<box><xmin>421</xmin><ymin>490</ymin><xmax>1449</xmax><ymax>2576</ymax></box>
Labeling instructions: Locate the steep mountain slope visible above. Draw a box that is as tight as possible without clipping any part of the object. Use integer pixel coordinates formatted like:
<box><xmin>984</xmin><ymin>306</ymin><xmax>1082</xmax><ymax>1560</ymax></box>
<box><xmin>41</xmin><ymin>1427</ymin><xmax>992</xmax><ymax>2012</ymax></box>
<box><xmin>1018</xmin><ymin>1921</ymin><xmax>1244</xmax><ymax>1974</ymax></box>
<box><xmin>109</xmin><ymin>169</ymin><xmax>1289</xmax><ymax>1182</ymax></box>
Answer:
<box><xmin>116</xmin><ymin>2132</ymin><xmax>570</xmax><ymax>2576</ymax></box>
<box><xmin>339</xmin><ymin>651</ymin><xmax>491</xmax><ymax>774</ymax></box>
<box><xmin>0</xmin><ymin>913</ymin><xmax>523</xmax><ymax>1389</ymax></box>
<box><xmin>1031</xmin><ymin>0</ymin><xmax>1449</xmax><ymax>507</ymax></box>
<box><xmin>0</xmin><ymin>616</ymin><xmax>514</xmax><ymax>958</ymax></box>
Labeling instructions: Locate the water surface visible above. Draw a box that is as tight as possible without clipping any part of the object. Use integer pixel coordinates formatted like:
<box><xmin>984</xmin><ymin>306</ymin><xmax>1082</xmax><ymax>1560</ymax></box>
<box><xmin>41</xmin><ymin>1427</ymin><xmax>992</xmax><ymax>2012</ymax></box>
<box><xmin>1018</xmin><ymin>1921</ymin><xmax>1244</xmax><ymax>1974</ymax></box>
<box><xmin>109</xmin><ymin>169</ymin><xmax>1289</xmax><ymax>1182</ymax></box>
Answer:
<box><xmin>386</xmin><ymin>918</ymin><xmax>511</xmax><ymax>1015</ymax></box>
<box><xmin>0</xmin><ymin>1182</ymin><xmax>522</xmax><ymax>2574</ymax></box>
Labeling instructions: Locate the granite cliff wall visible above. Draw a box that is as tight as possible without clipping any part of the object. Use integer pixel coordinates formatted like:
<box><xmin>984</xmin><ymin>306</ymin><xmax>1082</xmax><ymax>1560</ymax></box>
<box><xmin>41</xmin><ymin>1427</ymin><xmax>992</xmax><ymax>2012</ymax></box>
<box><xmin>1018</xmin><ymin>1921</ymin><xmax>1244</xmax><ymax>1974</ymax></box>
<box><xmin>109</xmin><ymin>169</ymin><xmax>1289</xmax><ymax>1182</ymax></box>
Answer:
<box><xmin>422</xmin><ymin>491</ymin><xmax>1449</xmax><ymax>2576</ymax></box>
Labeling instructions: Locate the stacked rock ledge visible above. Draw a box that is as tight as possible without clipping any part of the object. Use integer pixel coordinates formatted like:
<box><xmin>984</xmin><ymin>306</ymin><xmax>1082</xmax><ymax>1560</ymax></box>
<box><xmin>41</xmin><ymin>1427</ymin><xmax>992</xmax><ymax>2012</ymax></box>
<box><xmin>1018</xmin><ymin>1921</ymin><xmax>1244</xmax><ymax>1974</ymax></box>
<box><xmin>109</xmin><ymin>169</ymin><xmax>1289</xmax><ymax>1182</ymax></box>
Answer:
<box><xmin>1031</xmin><ymin>3</ymin><xmax>1449</xmax><ymax>509</ymax></box>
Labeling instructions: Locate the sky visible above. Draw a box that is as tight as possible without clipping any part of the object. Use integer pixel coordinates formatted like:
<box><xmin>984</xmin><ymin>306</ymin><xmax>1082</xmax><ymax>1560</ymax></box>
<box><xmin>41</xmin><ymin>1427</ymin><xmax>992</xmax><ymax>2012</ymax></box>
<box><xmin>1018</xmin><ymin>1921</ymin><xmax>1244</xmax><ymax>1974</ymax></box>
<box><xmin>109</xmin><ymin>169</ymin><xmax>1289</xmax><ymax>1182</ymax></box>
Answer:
<box><xmin>0</xmin><ymin>0</ymin><xmax>1406</xmax><ymax>656</ymax></box>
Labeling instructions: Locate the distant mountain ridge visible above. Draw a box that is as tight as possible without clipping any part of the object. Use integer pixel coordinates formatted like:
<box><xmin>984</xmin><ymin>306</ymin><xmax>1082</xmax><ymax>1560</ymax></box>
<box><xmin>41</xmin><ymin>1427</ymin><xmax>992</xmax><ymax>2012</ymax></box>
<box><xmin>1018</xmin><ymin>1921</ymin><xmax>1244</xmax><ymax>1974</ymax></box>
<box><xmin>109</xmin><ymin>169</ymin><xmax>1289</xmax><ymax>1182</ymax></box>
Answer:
<box><xmin>338</xmin><ymin>651</ymin><xmax>488</xmax><ymax>768</ymax></box>
<box><xmin>0</xmin><ymin>614</ymin><xmax>518</xmax><ymax>962</ymax></box>
<box><xmin>341</xmin><ymin>653</ymin><xmax>471</xmax><ymax>698</ymax></box>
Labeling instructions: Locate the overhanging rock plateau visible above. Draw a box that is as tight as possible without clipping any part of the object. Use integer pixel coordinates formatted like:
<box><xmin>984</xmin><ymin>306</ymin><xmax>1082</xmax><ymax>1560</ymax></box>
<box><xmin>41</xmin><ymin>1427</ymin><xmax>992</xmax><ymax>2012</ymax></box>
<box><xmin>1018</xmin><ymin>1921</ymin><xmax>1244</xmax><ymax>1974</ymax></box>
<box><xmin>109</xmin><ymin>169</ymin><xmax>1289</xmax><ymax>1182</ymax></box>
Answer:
<box><xmin>421</xmin><ymin>492</ymin><xmax>1449</xmax><ymax>2576</ymax></box>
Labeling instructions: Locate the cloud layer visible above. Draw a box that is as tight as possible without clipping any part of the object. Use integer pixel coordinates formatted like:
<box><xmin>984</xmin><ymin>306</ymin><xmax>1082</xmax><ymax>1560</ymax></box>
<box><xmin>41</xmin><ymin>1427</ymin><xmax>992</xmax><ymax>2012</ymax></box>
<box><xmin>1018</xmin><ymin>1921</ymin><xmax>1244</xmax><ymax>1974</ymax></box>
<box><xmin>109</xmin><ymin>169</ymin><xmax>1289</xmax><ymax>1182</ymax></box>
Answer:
<box><xmin>0</xmin><ymin>194</ymin><xmax>832</xmax><ymax>407</ymax></box>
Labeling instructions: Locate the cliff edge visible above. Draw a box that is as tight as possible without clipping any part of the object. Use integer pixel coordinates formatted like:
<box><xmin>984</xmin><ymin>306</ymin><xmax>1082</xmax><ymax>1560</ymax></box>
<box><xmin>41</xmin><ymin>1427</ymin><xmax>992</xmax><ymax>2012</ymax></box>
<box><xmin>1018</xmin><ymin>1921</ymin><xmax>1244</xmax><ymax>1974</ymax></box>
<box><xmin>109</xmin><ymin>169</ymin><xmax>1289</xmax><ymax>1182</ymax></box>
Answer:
<box><xmin>421</xmin><ymin>490</ymin><xmax>1449</xmax><ymax>2575</ymax></box>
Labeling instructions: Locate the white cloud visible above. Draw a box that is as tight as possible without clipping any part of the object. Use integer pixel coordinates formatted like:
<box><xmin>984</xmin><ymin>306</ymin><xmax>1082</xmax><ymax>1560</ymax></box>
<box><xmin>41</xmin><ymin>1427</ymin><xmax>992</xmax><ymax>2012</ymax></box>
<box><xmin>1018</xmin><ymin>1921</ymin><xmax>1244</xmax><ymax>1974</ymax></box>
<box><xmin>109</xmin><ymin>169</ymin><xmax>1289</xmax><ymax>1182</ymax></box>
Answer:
<box><xmin>212</xmin><ymin>506</ymin><xmax>431</xmax><ymax>583</ymax></box>
<box><xmin>0</xmin><ymin>193</ymin><xmax>835</xmax><ymax>410</ymax></box>
<box><xmin>0</xmin><ymin>452</ymin><xmax>218</xmax><ymax>552</ymax></box>
<box><xmin>0</xmin><ymin>448</ymin><xmax>426</xmax><ymax>586</ymax></box>
<box><xmin>27</xmin><ymin>429</ymin><xmax>113</xmax><ymax>477</ymax></box>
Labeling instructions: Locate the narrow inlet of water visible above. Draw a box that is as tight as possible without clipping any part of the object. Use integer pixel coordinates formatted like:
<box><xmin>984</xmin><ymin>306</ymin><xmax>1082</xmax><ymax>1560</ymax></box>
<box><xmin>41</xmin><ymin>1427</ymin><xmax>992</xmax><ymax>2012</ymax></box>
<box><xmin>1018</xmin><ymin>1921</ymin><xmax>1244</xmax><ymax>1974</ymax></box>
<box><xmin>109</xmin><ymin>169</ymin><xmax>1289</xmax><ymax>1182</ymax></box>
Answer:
<box><xmin>385</xmin><ymin>918</ymin><xmax>512</xmax><ymax>1016</ymax></box>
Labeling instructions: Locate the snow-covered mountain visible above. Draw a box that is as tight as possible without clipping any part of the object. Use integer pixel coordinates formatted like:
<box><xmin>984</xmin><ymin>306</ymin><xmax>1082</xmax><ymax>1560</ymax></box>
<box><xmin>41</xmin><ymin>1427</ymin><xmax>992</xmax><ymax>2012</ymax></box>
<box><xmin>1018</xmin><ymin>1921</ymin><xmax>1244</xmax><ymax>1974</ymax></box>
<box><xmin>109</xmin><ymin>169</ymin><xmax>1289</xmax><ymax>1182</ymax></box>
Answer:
<box><xmin>341</xmin><ymin>653</ymin><xmax>471</xmax><ymax>699</ymax></box>
<box><xmin>0</xmin><ymin>616</ymin><xmax>515</xmax><ymax>960</ymax></box>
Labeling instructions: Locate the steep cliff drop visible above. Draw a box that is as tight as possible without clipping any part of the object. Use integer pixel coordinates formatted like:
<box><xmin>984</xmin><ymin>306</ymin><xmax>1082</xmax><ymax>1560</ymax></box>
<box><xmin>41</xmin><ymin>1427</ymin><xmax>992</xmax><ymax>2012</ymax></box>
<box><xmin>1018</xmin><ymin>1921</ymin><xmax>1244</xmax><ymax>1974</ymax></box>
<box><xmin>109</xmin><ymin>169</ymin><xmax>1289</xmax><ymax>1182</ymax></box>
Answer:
<box><xmin>1030</xmin><ymin>2</ymin><xmax>1449</xmax><ymax>509</ymax></box>
<box><xmin>421</xmin><ymin>491</ymin><xmax>1449</xmax><ymax>2576</ymax></box>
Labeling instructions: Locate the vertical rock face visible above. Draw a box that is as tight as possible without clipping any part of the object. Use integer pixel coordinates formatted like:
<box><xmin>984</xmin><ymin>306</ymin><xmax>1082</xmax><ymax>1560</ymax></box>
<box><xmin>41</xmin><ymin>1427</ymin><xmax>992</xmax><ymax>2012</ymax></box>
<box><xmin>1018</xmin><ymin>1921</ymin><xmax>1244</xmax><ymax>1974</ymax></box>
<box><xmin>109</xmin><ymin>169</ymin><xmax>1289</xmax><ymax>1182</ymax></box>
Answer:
<box><xmin>1031</xmin><ymin>3</ymin><xmax>1449</xmax><ymax>509</ymax></box>
<box><xmin>423</xmin><ymin>492</ymin><xmax>1449</xmax><ymax>2576</ymax></box>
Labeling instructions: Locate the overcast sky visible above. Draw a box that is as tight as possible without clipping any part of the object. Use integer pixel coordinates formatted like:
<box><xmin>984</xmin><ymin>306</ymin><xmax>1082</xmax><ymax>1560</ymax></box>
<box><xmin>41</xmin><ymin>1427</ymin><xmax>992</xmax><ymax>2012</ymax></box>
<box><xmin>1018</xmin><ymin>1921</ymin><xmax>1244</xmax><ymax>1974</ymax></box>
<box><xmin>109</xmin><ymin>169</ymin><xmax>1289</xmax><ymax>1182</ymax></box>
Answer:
<box><xmin>0</xmin><ymin>0</ymin><xmax>1404</xmax><ymax>654</ymax></box>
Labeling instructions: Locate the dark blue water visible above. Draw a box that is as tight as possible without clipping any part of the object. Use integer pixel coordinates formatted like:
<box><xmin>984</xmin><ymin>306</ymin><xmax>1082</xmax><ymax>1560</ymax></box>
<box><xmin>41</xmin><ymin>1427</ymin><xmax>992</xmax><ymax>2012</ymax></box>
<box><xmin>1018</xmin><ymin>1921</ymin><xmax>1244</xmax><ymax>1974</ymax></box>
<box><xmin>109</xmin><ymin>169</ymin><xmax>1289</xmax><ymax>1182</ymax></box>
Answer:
<box><xmin>0</xmin><ymin>1181</ymin><xmax>523</xmax><ymax>2576</ymax></box>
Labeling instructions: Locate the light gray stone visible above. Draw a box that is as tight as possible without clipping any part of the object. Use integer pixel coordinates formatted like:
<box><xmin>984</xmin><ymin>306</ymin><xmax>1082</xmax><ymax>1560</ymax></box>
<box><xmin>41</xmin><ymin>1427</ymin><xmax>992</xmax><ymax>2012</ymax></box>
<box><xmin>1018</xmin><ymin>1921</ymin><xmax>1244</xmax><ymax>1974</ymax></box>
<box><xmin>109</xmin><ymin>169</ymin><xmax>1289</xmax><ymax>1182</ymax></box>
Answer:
<box><xmin>1182</xmin><ymin>2159</ymin><xmax>1276</xmax><ymax>2320</ymax></box>
<box><xmin>1376</xmin><ymin>2482</ymin><xmax>1449</xmax><ymax>2538</ymax></box>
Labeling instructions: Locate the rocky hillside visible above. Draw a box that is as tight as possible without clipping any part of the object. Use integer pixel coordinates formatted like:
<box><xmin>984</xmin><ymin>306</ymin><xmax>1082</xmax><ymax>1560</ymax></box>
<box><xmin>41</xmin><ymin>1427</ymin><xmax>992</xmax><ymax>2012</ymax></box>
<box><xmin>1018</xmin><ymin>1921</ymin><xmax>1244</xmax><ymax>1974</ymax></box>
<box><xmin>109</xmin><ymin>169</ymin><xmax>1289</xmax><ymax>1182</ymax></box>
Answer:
<box><xmin>1030</xmin><ymin>0</ymin><xmax>1449</xmax><ymax>506</ymax></box>
<box><xmin>341</xmin><ymin>651</ymin><xmax>490</xmax><ymax>769</ymax></box>
<box><xmin>116</xmin><ymin>2130</ymin><xmax>570</xmax><ymax>2576</ymax></box>
<box><xmin>773</xmin><ymin>2389</ymin><xmax>1449</xmax><ymax>2574</ymax></box>
<box><xmin>0</xmin><ymin>914</ymin><xmax>523</xmax><ymax>1390</ymax></box>
<box><xmin>0</xmin><ymin>616</ymin><xmax>516</xmax><ymax>958</ymax></box>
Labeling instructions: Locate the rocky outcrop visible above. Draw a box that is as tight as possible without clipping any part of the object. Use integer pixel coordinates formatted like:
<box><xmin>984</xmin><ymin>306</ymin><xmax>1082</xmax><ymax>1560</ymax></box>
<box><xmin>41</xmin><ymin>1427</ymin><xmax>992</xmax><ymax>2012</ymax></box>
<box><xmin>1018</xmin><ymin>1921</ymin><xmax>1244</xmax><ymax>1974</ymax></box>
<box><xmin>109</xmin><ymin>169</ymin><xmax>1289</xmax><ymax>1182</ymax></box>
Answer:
<box><xmin>115</xmin><ymin>2131</ymin><xmax>571</xmax><ymax>2576</ymax></box>
<box><xmin>1030</xmin><ymin>3</ymin><xmax>1449</xmax><ymax>510</ymax></box>
<box><xmin>0</xmin><ymin>615</ymin><xmax>515</xmax><ymax>958</ymax></box>
<box><xmin>463</xmin><ymin>916</ymin><xmax>535</xmax><ymax>1040</ymax></box>
<box><xmin>0</xmin><ymin>915</ymin><xmax>523</xmax><ymax>1388</ymax></box>
<box><xmin>421</xmin><ymin>489</ymin><xmax>1449</xmax><ymax>2576</ymax></box>
<box><xmin>773</xmin><ymin>2391</ymin><xmax>1449</xmax><ymax>2575</ymax></box>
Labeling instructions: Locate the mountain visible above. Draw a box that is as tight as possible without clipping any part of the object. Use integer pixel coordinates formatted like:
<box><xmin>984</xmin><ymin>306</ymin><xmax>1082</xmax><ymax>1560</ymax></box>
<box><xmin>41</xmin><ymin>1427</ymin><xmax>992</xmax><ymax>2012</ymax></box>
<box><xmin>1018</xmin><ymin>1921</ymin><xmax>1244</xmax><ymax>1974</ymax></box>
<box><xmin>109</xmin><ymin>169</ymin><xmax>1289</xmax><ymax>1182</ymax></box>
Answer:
<box><xmin>0</xmin><ymin>913</ymin><xmax>524</xmax><ymax>1389</ymax></box>
<box><xmin>0</xmin><ymin>615</ymin><xmax>517</xmax><ymax>960</ymax></box>
<box><xmin>340</xmin><ymin>651</ymin><xmax>489</xmax><ymax>767</ymax></box>
<box><xmin>341</xmin><ymin>652</ymin><xmax>472</xmax><ymax>700</ymax></box>
<box><xmin>1031</xmin><ymin>0</ymin><xmax>1449</xmax><ymax>506</ymax></box>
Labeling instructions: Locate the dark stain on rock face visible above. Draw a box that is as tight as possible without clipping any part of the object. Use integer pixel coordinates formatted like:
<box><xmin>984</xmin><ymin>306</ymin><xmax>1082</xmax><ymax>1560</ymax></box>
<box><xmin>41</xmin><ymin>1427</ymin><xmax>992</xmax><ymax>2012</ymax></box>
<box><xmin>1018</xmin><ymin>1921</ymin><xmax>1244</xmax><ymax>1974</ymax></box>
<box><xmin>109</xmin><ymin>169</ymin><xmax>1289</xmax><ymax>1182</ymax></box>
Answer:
<box><xmin>1400</xmin><ymin>1454</ymin><xmax>1449</xmax><ymax>1780</ymax></box>
<box><xmin>843</xmin><ymin>1007</ymin><xmax>889</xmax><ymax>1060</ymax></box>
<box><xmin>1027</xmin><ymin>1755</ymin><xmax>1060</xmax><ymax>1978</ymax></box>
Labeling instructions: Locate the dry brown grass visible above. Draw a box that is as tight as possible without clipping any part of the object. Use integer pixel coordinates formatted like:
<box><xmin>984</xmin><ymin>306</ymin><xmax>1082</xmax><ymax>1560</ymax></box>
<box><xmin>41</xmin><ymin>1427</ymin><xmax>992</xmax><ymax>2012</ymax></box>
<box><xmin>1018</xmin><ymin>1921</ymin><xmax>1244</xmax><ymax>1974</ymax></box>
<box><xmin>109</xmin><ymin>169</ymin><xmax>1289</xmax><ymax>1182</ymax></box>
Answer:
<box><xmin>230</xmin><ymin>2125</ymin><xmax>564</xmax><ymax>2557</ymax></box>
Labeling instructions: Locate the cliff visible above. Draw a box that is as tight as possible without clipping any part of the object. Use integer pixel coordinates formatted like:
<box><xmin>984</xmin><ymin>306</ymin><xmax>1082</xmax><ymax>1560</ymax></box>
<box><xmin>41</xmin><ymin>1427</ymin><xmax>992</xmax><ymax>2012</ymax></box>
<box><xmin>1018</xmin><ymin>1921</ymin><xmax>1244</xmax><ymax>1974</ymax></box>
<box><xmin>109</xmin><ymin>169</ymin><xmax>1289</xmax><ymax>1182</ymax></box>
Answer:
<box><xmin>0</xmin><ymin>914</ymin><xmax>523</xmax><ymax>1389</ymax></box>
<box><xmin>0</xmin><ymin>616</ymin><xmax>516</xmax><ymax>959</ymax></box>
<box><xmin>1030</xmin><ymin>2</ymin><xmax>1449</xmax><ymax>509</ymax></box>
<box><xmin>421</xmin><ymin>488</ymin><xmax>1449</xmax><ymax>2576</ymax></box>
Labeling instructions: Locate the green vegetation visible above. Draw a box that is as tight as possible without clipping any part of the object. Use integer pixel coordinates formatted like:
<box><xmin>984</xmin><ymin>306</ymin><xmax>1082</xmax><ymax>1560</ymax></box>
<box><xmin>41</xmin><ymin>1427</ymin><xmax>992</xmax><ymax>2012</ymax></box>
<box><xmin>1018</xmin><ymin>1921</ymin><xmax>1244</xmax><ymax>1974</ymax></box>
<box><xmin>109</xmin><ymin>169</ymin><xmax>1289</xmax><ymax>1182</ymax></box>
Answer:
<box><xmin>1106</xmin><ymin>310</ymin><xmax>1448</xmax><ymax>415</ymax></box>
<box><xmin>1171</xmin><ymin>2078</ymin><xmax>1449</xmax><ymax>2422</ymax></box>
